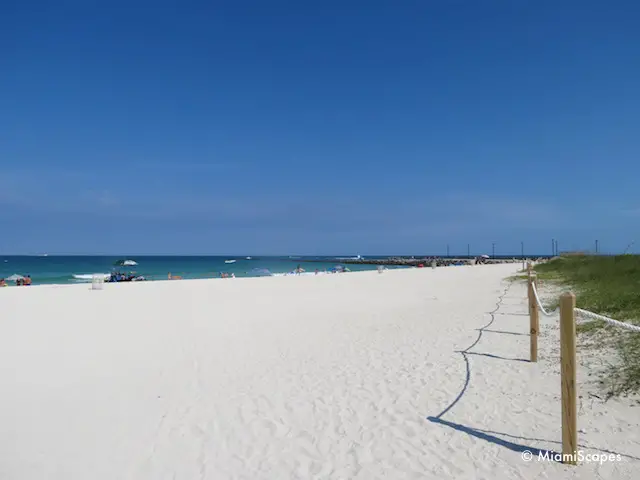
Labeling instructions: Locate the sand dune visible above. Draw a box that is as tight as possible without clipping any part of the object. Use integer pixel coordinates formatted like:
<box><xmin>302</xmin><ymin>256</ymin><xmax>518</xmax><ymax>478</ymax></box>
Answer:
<box><xmin>1</xmin><ymin>265</ymin><xmax>638</xmax><ymax>479</ymax></box>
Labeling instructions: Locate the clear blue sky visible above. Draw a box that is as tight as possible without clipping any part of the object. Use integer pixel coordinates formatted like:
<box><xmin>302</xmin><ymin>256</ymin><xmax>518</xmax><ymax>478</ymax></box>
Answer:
<box><xmin>1</xmin><ymin>1</ymin><xmax>639</xmax><ymax>255</ymax></box>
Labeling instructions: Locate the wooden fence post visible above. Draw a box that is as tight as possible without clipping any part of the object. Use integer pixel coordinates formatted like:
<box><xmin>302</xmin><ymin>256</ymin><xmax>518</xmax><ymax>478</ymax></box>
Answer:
<box><xmin>527</xmin><ymin>273</ymin><xmax>539</xmax><ymax>362</ymax></box>
<box><xmin>560</xmin><ymin>292</ymin><xmax>577</xmax><ymax>465</ymax></box>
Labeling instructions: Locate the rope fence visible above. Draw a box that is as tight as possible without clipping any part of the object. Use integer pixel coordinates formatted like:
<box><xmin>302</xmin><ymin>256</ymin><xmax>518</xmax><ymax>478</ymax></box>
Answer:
<box><xmin>574</xmin><ymin>307</ymin><xmax>640</xmax><ymax>333</ymax></box>
<box><xmin>524</xmin><ymin>262</ymin><xmax>640</xmax><ymax>465</ymax></box>
<box><xmin>529</xmin><ymin>270</ymin><xmax>640</xmax><ymax>330</ymax></box>
<box><xmin>531</xmin><ymin>281</ymin><xmax>557</xmax><ymax>317</ymax></box>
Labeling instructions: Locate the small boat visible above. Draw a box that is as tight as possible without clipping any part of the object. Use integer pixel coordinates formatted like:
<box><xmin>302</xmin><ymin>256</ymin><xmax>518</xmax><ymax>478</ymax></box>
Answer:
<box><xmin>114</xmin><ymin>259</ymin><xmax>138</xmax><ymax>267</ymax></box>
<box><xmin>246</xmin><ymin>256</ymin><xmax>252</xmax><ymax>260</ymax></box>
<box><xmin>225</xmin><ymin>259</ymin><xmax>236</xmax><ymax>264</ymax></box>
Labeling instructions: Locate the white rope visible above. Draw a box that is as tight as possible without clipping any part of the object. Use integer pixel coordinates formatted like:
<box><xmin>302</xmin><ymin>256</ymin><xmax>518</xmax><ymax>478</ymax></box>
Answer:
<box><xmin>531</xmin><ymin>281</ymin><xmax>558</xmax><ymax>317</ymax></box>
<box><xmin>531</xmin><ymin>278</ymin><xmax>640</xmax><ymax>332</ymax></box>
<box><xmin>574</xmin><ymin>308</ymin><xmax>640</xmax><ymax>333</ymax></box>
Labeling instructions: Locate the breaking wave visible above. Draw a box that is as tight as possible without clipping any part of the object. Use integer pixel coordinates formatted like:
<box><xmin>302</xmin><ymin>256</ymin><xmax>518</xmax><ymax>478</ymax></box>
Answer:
<box><xmin>72</xmin><ymin>273</ymin><xmax>110</xmax><ymax>281</ymax></box>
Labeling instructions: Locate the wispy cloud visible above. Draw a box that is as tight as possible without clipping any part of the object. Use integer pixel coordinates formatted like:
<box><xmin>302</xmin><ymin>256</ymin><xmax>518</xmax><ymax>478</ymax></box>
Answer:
<box><xmin>117</xmin><ymin>161</ymin><xmax>241</xmax><ymax>173</ymax></box>
<box><xmin>0</xmin><ymin>161</ymin><xmax>241</xmax><ymax>186</ymax></box>
<box><xmin>436</xmin><ymin>192</ymin><xmax>564</xmax><ymax>226</ymax></box>
<box><xmin>618</xmin><ymin>207</ymin><xmax>640</xmax><ymax>217</ymax></box>
<box><xmin>392</xmin><ymin>191</ymin><xmax>568</xmax><ymax>232</ymax></box>
<box><xmin>0</xmin><ymin>169</ymin><xmax>594</xmax><ymax>240</ymax></box>
<box><xmin>3</xmin><ymin>178</ymin><xmax>624</xmax><ymax>254</ymax></box>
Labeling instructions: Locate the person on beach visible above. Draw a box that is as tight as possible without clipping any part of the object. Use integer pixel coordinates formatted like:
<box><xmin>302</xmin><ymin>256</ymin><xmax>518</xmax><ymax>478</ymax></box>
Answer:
<box><xmin>0</xmin><ymin>278</ymin><xmax>7</xmax><ymax>287</ymax></box>
<box><xmin>24</xmin><ymin>275</ymin><xmax>32</xmax><ymax>286</ymax></box>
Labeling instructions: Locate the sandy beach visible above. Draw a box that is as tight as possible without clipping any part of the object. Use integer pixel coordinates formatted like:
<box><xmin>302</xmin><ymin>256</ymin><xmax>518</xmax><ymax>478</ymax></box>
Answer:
<box><xmin>1</xmin><ymin>265</ymin><xmax>638</xmax><ymax>479</ymax></box>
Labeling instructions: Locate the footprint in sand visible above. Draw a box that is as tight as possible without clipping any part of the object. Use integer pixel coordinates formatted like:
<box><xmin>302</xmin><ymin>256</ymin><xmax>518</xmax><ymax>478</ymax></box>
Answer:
<box><xmin>250</xmin><ymin>418</ymin><xmax>279</xmax><ymax>439</ymax></box>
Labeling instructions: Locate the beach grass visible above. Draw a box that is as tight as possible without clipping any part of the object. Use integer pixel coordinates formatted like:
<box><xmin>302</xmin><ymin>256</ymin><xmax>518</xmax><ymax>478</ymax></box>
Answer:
<box><xmin>535</xmin><ymin>255</ymin><xmax>640</xmax><ymax>397</ymax></box>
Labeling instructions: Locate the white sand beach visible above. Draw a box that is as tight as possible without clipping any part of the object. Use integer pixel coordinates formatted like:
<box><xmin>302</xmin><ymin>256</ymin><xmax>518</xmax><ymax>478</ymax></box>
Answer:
<box><xmin>1</xmin><ymin>265</ymin><xmax>638</xmax><ymax>479</ymax></box>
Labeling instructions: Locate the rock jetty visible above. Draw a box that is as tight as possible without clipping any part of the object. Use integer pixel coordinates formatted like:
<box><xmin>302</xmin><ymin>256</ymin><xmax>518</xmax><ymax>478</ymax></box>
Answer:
<box><xmin>309</xmin><ymin>257</ymin><xmax>546</xmax><ymax>267</ymax></box>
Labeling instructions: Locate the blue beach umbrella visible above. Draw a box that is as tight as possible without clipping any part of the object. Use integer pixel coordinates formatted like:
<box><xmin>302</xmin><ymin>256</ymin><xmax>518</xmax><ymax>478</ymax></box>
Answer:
<box><xmin>251</xmin><ymin>268</ymin><xmax>273</xmax><ymax>277</ymax></box>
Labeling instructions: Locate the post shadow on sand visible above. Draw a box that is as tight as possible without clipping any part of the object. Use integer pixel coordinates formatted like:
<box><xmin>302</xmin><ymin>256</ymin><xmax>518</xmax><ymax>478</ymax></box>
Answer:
<box><xmin>426</xmin><ymin>417</ymin><xmax>640</xmax><ymax>463</ymax></box>
<box><xmin>428</xmin><ymin>281</ymin><xmax>639</xmax><ymax>463</ymax></box>
<box><xmin>426</xmin><ymin>416</ymin><xmax>558</xmax><ymax>459</ymax></box>
<box><xmin>474</xmin><ymin>426</ymin><xmax>640</xmax><ymax>462</ymax></box>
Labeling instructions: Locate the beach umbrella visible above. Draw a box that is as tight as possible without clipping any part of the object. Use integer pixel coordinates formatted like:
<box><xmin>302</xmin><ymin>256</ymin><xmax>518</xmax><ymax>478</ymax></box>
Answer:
<box><xmin>5</xmin><ymin>274</ymin><xmax>24</xmax><ymax>282</ymax></box>
<box><xmin>251</xmin><ymin>268</ymin><xmax>273</xmax><ymax>277</ymax></box>
<box><xmin>480</xmin><ymin>254</ymin><xmax>490</xmax><ymax>259</ymax></box>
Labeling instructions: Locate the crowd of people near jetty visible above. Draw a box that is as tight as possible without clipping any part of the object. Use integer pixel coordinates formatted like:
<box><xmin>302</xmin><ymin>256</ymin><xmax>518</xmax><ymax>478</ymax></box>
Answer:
<box><xmin>0</xmin><ymin>265</ymin><xmax>355</xmax><ymax>287</ymax></box>
<box><xmin>283</xmin><ymin>265</ymin><xmax>350</xmax><ymax>275</ymax></box>
<box><xmin>165</xmin><ymin>265</ymin><xmax>351</xmax><ymax>280</ymax></box>
<box><xmin>168</xmin><ymin>272</ymin><xmax>236</xmax><ymax>280</ymax></box>
<box><xmin>1</xmin><ymin>264</ymin><xmax>356</xmax><ymax>287</ymax></box>
<box><xmin>0</xmin><ymin>275</ymin><xmax>32</xmax><ymax>287</ymax></box>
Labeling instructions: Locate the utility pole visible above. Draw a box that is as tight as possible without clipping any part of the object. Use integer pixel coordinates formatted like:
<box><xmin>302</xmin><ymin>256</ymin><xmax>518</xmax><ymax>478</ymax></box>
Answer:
<box><xmin>552</xmin><ymin>238</ymin><xmax>555</xmax><ymax>257</ymax></box>
<box><xmin>555</xmin><ymin>240</ymin><xmax>559</xmax><ymax>256</ymax></box>
<box><xmin>595</xmin><ymin>239</ymin><xmax>599</xmax><ymax>254</ymax></box>
<box><xmin>467</xmin><ymin>243</ymin><xmax>470</xmax><ymax>258</ymax></box>
<box><xmin>492</xmin><ymin>242</ymin><xmax>496</xmax><ymax>259</ymax></box>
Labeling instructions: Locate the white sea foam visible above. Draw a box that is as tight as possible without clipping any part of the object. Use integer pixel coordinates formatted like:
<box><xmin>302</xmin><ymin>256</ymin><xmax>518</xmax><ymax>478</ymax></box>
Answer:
<box><xmin>72</xmin><ymin>273</ymin><xmax>110</xmax><ymax>281</ymax></box>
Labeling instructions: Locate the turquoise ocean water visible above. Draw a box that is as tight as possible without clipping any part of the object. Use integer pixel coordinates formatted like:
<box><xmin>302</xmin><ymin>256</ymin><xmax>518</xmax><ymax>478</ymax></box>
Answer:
<box><xmin>0</xmin><ymin>256</ymin><xmax>402</xmax><ymax>285</ymax></box>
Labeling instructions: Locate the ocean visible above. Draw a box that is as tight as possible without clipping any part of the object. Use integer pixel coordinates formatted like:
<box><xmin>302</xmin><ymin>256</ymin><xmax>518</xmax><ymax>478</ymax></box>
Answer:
<box><xmin>0</xmin><ymin>256</ymin><xmax>402</xmax><ymax>285</ymax></box>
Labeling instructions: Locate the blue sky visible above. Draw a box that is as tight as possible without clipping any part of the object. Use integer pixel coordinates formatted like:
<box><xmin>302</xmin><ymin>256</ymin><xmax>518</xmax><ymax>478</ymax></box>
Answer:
<box><xmin>1</xmin><ymin>1</ymin><xmax>639</xmax><ymax>255</ymax></box>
